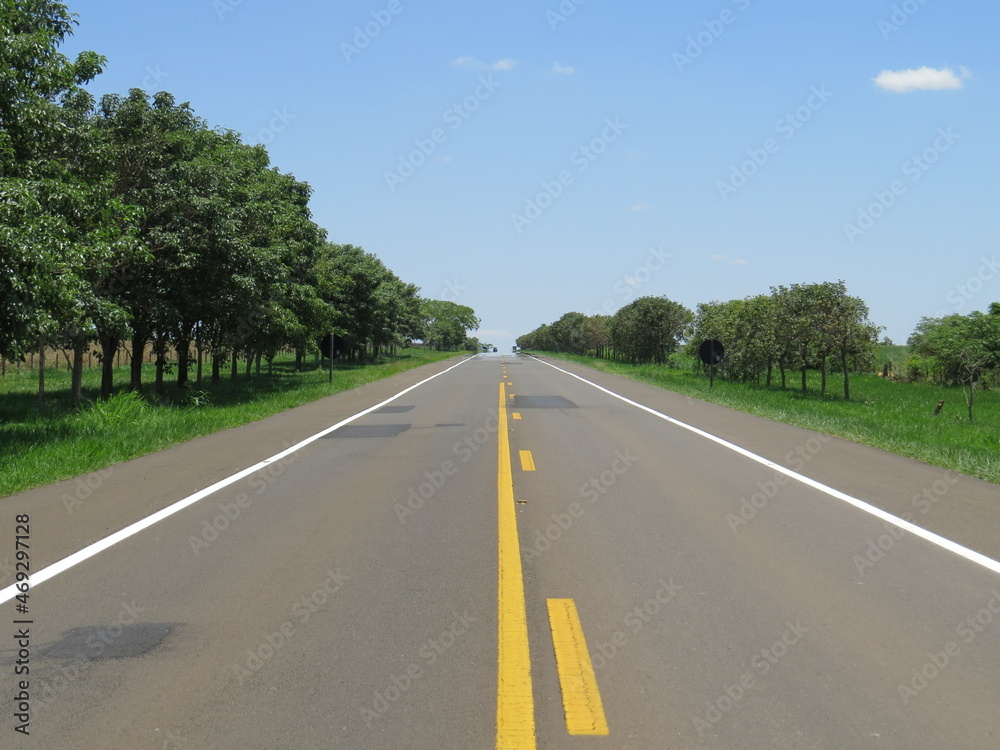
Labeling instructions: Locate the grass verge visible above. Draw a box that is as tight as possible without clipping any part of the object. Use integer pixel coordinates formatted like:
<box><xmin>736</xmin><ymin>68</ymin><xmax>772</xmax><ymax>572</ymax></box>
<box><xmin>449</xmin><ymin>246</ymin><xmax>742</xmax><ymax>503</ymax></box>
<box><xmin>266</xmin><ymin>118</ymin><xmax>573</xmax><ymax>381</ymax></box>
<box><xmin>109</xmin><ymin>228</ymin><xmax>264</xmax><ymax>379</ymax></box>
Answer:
<box><xmin>524</xmin><ymin>351</ymin><xmax>1000</xmax><ymax>485</ymax></box>
<box><xmin>0</xmin><ymin>348</ymin><xmax>461</xmax><ymax>498</ymax></box>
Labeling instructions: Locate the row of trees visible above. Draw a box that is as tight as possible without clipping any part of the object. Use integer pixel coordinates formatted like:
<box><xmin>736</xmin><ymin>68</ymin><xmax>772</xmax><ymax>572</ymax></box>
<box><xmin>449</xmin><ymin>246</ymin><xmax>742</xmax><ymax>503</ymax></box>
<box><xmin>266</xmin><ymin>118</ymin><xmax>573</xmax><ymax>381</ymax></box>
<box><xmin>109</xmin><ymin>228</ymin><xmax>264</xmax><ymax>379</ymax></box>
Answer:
<box><xmin>517</xmin><ymin>281</ymin><xmax>883</xmax><ymax>400</ymax></box>
<box><xmin>1</xmin><ymin>2</ymin><xmax>479</xmax><ymax>408</ymax></box>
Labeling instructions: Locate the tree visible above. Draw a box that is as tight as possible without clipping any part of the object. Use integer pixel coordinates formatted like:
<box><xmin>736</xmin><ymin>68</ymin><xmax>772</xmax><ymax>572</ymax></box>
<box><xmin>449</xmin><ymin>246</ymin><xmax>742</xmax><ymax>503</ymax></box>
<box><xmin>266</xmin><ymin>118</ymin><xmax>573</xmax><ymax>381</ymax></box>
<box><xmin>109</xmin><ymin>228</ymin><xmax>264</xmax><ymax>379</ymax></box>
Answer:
<box><xmin>587</xmin><ymin>315</ymin><xmax>611</xmax><ymax>359</ymax></box>
<box><xmin>550</xmin><ymin>312</ymin><xmax>590</xmax><ymax>355</ymax></box>
<box><xmin>772</xmin><ymin>284</ymin><xmax>821</xmax><ymax>394</ymax></box>
<box><xmin>420</xmin><ymin>299</ymin><xmax>479</xmax><ymax>351</ymax></box>
<box><xmin>909</xmin><ymin>308</ymin><xmax>1000</xmax><ymax>422</ymax></box>
<box><xmin>516</xmin><ymin>324</ymin><xmax>555</xmax><ymax>352</ymax></box>
<box><xmin>0</xmin><ymin>0</ymin><xmax>107</xmax><ymax>405</ymax></box>
<box><xmin>609</xmin><ymin>296</ymin><xmax>693</xmax><ymax>364</ymax></box>
<box><xmin>688</xmin><ymin>297</ymin><xmax>776</xmax><ymax>384</ymax></box>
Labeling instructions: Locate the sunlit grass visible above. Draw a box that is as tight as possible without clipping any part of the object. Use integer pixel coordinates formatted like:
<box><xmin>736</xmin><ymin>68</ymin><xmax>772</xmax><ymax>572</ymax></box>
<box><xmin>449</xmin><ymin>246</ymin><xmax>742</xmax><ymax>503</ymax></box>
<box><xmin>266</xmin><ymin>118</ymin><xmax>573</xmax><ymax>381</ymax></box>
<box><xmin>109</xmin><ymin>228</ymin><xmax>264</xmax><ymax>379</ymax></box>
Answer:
<box><xmin>0</xmin><ymin>348</ymin><xmax>460</xmax><ymax>497</ymax></box>
<box><xmin>528</xmin><ymin>351</ymin><xmax>1000</xmax><ymax>485</ymax></box>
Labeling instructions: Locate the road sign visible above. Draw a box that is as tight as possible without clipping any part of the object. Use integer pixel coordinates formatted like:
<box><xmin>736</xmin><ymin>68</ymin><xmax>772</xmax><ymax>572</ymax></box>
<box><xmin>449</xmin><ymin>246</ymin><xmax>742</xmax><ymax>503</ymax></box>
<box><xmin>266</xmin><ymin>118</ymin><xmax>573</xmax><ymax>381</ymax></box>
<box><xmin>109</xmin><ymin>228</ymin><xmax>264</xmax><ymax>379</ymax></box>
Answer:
<box><xmin>698</xmin><ymin>339</ymin><xmax>724</xmax><ymax>388</ymax></box>
<box><xmin>319</xmin><ymin>334</ymin><xmax>345</xmax><ymax>359</ymax></box>
<box><xmin>699</xmin><ymin>339</ymin><xmax>725</xmax><ymax>366</ymax></box>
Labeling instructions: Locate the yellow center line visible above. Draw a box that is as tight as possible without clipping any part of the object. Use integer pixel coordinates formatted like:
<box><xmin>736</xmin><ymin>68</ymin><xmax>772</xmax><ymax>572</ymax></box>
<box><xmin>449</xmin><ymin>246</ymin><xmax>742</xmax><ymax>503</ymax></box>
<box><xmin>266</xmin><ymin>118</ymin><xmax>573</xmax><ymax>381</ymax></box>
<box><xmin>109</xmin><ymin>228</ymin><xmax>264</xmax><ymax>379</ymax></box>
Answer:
<box><xmin>513</xmin><ymin>413</ymin><xmax>522</xmax><ymax>420</ymax></box>
<box><xmin>497</xmin><ymin>382</ymin><xmax>536</xmax><ymax>749</ymax></box>
<box><xmin>519</xmin><ymin>450</ymin><xmax>536</xmax><ymax>472</ymax></box>
<box><xmin>546</xmin><ymin>599</ymin><xmax>609</xmax><ymax>736</ymax></box>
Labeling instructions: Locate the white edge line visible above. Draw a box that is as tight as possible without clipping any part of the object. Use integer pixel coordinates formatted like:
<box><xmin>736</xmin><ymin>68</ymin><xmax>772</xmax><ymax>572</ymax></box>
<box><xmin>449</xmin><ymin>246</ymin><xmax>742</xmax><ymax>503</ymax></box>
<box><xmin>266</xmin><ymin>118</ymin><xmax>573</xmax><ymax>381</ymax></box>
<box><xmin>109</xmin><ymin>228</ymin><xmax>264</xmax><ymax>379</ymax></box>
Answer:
<box><xmin>528</xmin><ymin>355</ymin><xmax>1000</xmax><ymax>577</ymax></box>
<box><xmin>0</xmin><ymin>355</ymin><xmax>476</xmax><ymax>605</ymax></box>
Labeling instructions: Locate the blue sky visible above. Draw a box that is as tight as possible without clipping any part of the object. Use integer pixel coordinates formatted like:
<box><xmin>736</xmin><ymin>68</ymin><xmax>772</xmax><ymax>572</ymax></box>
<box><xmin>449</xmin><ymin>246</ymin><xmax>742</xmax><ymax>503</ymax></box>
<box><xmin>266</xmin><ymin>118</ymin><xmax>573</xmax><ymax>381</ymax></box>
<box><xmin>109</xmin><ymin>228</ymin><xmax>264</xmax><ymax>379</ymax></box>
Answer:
<box><xmin>61</xmin><ymin>0</ymin><xmax>1000</xmax><ymax>350</ymax></box>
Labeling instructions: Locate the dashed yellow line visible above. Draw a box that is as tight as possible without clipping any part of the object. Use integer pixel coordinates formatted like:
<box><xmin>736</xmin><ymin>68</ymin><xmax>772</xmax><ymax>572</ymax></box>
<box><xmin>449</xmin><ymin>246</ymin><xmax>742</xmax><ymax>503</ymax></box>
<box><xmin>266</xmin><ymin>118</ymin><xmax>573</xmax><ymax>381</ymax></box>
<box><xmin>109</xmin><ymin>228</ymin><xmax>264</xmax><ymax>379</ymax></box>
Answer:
<box><xmin>497</xmin><ymin>382</ymin><xmax>536</xmax><ymax>749</ymax></box>
<box><xmin>519</xmin><ymin>450</ymin><xmax>536</xmax><ymax>472</ymax></box>
<box><xmin>513</xmin><ymin>413</ymin><xmax>522</xmax><ymax>420</ymax></box>
<box><xmin>546</xmin><ymin>599</ymin><xmax>609</xmax><ymax>736</ymax></box>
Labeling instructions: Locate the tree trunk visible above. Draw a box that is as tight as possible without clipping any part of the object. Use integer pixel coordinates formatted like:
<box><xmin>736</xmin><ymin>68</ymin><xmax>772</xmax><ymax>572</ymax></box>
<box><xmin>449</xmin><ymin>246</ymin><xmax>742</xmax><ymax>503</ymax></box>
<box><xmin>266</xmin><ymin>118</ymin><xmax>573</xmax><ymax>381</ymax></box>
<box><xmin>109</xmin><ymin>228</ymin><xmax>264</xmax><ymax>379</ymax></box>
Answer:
<box><xmin>176</xmin><ymin>338</ymin><xmax>190</xmax><ymax>389</ymax></box>
<box><xmin>295</xmin><ymin>348</ymin><xmax>303</xmax><ymax>372</ymax></box>
<box><xmin>37</xmin><ymin>338</ymin><xmax>46</xmax><ymax>412</ymax></box>
<box><xmin>801</xmin><ymin>365</ymin><xmax>808</xmax><ymax>394</ymax></box>
<box><xmin>231</xmin><ymin>351</ymin><xmax>238</xmax><ymax>381</ymax></box>
<box><xmin>71</xmin><ymin>336</ymin><xmax>85</xmax><ymax>406</ymax></box>
<box><xmin>154</xmin><ymin>349</ymin><xmax>165</xmax><ymax>396</ymax></box>
<box><xmin>101</xmin><ymin>336</ymin><xmax>116</xmax><ymax>400</ymax></box>
<box><xmin>130</xmin><ymin>331</ymin><xmax>147</xmax><ymax>393</ymax></box>
<box><xmin>820</xmin><ymin>356</ymin><xmax>827</xmax><ymax>396</ymax></box>
<box><xmin>842</xmin><ymin>349</ymin><xmax>850</xmax><ymax>401</ymax></box>
<box><xmin>196</xmin><ymin>336</ymin><xmax>203</xmax><ymax>384</ymax></box>
<box><xmin>766</xmin><ymin>362</ymin><xmax>773</xmax><ymax>388</ymax></box>
<box><xmin>211</xmin><ymin>352</ymin><xmax>221</xmax><ymax>383</ymax></box>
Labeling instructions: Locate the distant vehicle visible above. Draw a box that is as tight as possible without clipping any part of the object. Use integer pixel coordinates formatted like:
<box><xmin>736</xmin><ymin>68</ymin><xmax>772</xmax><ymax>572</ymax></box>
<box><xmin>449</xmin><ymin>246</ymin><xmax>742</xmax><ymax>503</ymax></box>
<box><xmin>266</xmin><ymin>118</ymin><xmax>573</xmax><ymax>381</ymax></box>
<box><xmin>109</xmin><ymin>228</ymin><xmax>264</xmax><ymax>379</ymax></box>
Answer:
<box><xmin>493</xmin><ymin>347</ymin><xmax>498</xmax><ymax>352</ymax></box>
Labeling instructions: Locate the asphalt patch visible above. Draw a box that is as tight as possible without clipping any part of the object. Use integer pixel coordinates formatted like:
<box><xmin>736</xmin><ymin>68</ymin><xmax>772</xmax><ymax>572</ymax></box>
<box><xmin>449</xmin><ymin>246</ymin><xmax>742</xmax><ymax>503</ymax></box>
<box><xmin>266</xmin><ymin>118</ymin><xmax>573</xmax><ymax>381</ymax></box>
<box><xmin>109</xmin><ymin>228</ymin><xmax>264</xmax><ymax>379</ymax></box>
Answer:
<box><xmin>327</xmin><ymin>424</ymin><xmax>412</xmax><ymax>438</ymax></box>
<box><xmin>44</xmin><ymin>623</ymin><xmax>175</xmax><ymax>659</ymax></box>
<box><xmin>512</xmin><ymin>395</ymin><xmax>578</xmax><ymax>409</ymax></box>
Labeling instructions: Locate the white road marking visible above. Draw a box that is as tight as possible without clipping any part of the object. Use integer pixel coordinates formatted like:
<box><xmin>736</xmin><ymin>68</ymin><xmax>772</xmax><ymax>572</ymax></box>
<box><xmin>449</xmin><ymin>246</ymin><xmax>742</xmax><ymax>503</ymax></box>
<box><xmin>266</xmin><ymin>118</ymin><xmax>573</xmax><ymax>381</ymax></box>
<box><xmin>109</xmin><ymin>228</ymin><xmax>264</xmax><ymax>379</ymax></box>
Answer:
<box><xmin>0</xmin><ymin>356</ymin><xmax>476</xmax><ymax>604</ymax></box>
<box><xmin>529</xmin><ymin>355</ymin><xmax>1000</xmax><ymax>577</ymax></box>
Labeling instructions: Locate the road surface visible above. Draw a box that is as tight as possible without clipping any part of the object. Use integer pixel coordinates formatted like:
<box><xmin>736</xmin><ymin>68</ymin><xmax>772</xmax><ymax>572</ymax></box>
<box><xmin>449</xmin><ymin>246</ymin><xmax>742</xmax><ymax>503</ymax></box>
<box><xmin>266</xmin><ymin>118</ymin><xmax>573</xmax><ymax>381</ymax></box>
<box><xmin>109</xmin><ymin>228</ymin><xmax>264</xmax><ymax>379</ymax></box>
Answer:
<box><xmin>2</xmin><ymin>352</ymin><xmax>1000</xmax><ymax>748</ymax></box>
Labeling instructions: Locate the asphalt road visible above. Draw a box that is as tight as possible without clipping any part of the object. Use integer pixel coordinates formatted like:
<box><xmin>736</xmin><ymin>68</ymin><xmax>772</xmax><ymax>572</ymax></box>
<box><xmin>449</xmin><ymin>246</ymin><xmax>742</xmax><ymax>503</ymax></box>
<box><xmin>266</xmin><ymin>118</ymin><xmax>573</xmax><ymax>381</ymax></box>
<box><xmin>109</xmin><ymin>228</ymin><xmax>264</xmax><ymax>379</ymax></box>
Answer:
<box><xmin>2</xmin><ymin>352</ymin><xmax>1000</xmax><ymax>749</ymax></box>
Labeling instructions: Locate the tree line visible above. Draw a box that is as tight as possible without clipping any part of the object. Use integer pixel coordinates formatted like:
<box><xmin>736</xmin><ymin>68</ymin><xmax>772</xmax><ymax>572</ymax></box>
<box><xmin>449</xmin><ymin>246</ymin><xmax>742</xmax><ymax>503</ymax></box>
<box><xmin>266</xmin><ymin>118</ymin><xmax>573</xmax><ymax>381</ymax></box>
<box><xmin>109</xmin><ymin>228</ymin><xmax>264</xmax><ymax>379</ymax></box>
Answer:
<box><xmin>519</xmin><ymin>281</ymin><xmax>1000</xmax><ymax>410</ymax></box>
<box><xmin>517</xmin><ymin>281</ymin><xmax>884</xmax><ymax>400</ymax></box>
<box><xmin>1</xmin><ymin>2</ymin><xmax>479</xmax><ymax>407</ymax></box>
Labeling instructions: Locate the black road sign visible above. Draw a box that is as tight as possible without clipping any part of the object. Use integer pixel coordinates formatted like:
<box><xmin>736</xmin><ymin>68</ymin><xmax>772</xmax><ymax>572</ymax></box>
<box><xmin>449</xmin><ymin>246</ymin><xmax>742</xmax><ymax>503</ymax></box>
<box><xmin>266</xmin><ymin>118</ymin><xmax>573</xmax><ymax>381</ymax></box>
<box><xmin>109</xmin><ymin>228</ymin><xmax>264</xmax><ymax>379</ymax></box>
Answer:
<box><xmin>319</xmin><ymin>334</ymin><xmax>345</xmax><ymax>359</ymax></box>
<box><xmin>698</xmin><ymin>339</ymin><xmax>725</xmax><ymax>366</ymax></box>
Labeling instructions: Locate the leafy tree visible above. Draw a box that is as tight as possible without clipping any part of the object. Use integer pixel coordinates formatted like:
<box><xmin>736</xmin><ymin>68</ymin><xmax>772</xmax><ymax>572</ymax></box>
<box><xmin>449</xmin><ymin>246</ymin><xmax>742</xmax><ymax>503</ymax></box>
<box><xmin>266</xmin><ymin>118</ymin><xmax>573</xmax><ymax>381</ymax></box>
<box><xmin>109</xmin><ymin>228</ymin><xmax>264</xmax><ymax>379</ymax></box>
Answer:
<box><xmin>586</xmin><ymin>315</ymin><xmax>611</xmax><ymax>359</ymax></box>
<box><xmin>550</xmin><ymin>312</ymin><xmax>590</xmax><ymax>355</ymax></box>
<box><xmin>516</xmin><ymin>324</ymin><xmax>555</xmax><ymax>352</ymax></box>
<box><xmin>772</xmin><ymin>284</ymin><xmax>822</xmax><ymax>394</ymax></box>
<box><xmin>909</xmin><ymin>307</ymin><xmax>1000</xmax><ymax>421</ymax></box>
<box><xmin>609</xmin><ymin>296</ymin><xmax>692</xmax><ymax>364</ymax></box>
<box><xmin>420</xmin><ymin>299</ymin><xmax>479</xmax><ymax>351</ymax></box>
<box><xmin>0</xmin><ymin>0</ymin><xmax>107</xmax><ymax>405</ymax></box>
<box><xmin>689</xmin><ymin>296</ymin><xmax>776</xmax><ymax>384</ymax></box>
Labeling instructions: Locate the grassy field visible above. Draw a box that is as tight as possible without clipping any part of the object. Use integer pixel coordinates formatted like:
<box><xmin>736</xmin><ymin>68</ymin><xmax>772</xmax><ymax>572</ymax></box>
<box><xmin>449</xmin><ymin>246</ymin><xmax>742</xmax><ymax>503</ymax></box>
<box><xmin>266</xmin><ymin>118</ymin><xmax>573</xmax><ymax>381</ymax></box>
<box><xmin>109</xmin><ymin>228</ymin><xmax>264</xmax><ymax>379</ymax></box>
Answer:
<box><xmin>0</xmin><ymin>348</ymin><xmax>460</xmax><ymax>498</ymax></box>
<box><xmin>525</xmin><ymin>350</ymin><xmax>1000</xmax><ymax>485</ymax></box>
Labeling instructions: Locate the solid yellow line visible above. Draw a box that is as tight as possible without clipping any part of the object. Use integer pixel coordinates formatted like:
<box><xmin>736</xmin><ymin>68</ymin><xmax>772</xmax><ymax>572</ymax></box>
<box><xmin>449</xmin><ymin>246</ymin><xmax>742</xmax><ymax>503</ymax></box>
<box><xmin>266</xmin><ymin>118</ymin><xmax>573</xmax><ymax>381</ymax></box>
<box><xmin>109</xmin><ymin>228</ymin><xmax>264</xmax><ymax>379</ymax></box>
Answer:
<box><xmin>546</xmin><ymin>599</ymin><xmax>609</xmax><ymax>736</ymax></box>
<box><xmin>519</xmin><ymin>450</ymin><xmax>536</xmax><ymax>472</ymax></box>
<box><xmin>497</xmin><ymin>383</ymin><xmax>536</xmax><ymax>749</ymax></box>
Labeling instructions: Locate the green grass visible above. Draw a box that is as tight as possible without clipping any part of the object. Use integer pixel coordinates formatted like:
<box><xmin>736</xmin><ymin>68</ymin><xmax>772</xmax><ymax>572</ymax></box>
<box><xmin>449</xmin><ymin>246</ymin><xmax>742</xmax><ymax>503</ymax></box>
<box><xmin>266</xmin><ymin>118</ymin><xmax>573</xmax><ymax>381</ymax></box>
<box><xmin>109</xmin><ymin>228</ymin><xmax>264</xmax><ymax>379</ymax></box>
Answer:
<box><xmin>525</xmin><ymin>350</ymin><xmax>1000</xmax><ymax>485</ymax></box>
<box><xmin>0</xmin><ymin>348</ymin><xmax>461</xmax><ymax>498</ymax></box>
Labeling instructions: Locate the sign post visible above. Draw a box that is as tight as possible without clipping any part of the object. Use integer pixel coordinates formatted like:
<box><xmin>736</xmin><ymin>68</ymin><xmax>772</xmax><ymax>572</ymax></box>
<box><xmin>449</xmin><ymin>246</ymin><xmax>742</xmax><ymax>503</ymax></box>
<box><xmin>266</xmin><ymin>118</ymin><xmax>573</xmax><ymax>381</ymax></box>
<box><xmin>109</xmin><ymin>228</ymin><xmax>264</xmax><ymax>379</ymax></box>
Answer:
<box><xmin>698</xmin><ymin>339</ymin><xmax>725</xmax><ymax>388</ymax></box>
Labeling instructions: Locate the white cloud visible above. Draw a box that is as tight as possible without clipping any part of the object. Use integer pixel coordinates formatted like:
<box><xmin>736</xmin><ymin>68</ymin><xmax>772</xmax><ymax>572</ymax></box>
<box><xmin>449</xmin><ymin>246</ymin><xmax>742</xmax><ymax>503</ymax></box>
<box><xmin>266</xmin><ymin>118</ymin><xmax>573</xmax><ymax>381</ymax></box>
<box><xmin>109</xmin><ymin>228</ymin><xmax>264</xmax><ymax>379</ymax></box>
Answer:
<box><xmin>711</xmin><ymin>254</ymin><xmax>749</xmax><ymax>265</ymax></box>
<box><xmin>454</xmin><ymin>57</ymin><xmax>517</xmax><ymax>71</ymax></box>
<box><xmin>629</xmin><ymin>203</ymin><xmax>650</xmax><ymax>212</ymax></box>
<box><xmin>551</xmin><ymin>62</ymin><xmax>575</xmax><ymax>75</ymax></box>
<box><xmin>873</xmin><ymin>66</ymin><xmax>970</xmax><ymax>93</ymax></box>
